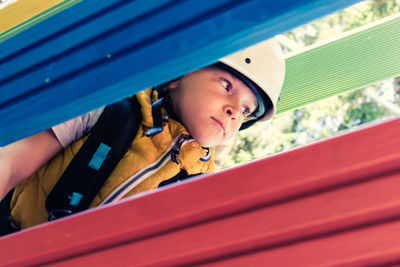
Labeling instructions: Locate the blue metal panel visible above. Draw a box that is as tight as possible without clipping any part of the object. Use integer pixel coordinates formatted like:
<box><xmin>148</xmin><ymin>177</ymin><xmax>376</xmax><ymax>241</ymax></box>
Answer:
<box><xmin>0</xmin><ymin>0</ymin><xmax>234</xmax><ymax>103</ymax></box>
<box><xmin>0</xmin><ymin>0</ymin><xmax>359</xmax><ymax>145</ymax></box>
<box><xmin>0</xmin><ymin>0</ymin><xmax>164</xmax><ymax>58</ymax></box>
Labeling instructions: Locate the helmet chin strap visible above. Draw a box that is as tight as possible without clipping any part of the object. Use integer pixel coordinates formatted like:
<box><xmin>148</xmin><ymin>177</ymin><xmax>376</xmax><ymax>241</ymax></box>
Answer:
<box><xmin>239</xmin><ymin>119</ymin><xmax>257</xmax><ymax>131</ymax></box>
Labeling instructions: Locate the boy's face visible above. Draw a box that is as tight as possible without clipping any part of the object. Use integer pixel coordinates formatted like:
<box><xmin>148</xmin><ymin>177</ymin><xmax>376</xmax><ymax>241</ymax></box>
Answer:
<box><xmin>169</xmin><ymin>67</ymin><xmax>258</xmax><ymax>147</ymax></box>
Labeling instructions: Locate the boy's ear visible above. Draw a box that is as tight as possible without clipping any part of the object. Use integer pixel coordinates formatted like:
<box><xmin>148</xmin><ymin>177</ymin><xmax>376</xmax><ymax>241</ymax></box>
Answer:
<box><xmin>168</xmin><ymin>80</ymin><xmax>179</xmax><ymax>91</ymax></box>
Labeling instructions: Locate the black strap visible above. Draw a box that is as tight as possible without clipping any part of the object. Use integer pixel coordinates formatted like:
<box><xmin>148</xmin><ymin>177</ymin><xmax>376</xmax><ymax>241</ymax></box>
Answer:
<box><xmin>0</xmin><ymin>189</ymin><xmax>14</xmax><ymax>217</ymax></box>
<box><xmin>158</xmin><ymin>170</ymin><xmax>202</xmax><ymax>188</ymax></box>
<box><xmin>0</xmin><ymin>189</ymin><xmax>20</xmax><ymax>236</ymax></box>
<box><xmin>46</xmin><ymin>97</ymin><xmax>142</xmax><ymax>220</ymax></box>
<box><xmin>145</xmin><ymin>97</ymin><xmax>164</xmax><ymax>136</ymax></box>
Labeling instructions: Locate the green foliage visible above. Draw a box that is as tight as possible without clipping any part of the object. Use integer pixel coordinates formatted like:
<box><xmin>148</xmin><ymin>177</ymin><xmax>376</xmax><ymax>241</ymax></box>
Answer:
<box><xmin>339</xmin><ymin>91</ymin><xmax>386</xmax><ymax>130</ymax></box>
<box><xmin>216</xmin><ymin>0</ymin><xmax>400</xmax><ymax>169</ymax></box>
<box><xmin>285</xmin><ymin>0</ymin><xmax>400</xmax><ymax>47</ymax></box>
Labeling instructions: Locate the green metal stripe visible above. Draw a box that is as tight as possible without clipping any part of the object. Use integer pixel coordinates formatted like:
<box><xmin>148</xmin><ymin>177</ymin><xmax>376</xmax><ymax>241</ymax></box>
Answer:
<box><xmin>0</xmin><ymin>0</ymin><xmax>80</xmax><ymax>43</ymax></box>
<box><xmin>277</xmin><ymin>14</ymin><xmax>400</xmax><ymax>114</ymax></box>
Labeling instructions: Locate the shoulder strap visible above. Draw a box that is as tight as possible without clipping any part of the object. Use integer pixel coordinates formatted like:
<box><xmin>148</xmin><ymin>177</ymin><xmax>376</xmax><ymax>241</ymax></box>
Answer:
<box><xmin>46</xmin><ymin>96</ymin><xmax>142</xmax><ymax>220</ymax></box>
<box><xmin>158</xmin><ymin>170</ymin><xmax>202</xmax><ymax>188</ymax></box>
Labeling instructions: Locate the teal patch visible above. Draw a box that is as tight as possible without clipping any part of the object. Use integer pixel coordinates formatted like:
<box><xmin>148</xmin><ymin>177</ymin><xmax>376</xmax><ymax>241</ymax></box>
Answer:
<box><xmin>68</xmin><ymin>192</ymin><xmax>83</xmax><ymax>206</ymax></box>
<box><xmin>88</xmin><ymin>142</ymin><xmax>111</xmax><ymax>170</ymax></box>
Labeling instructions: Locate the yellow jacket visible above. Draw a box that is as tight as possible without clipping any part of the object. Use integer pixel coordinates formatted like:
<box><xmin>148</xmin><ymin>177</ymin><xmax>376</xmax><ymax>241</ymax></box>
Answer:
<box><xmin>10</xmin><ymin>89</ymin><xmax>215</xmax><ymax>229</ymax></box>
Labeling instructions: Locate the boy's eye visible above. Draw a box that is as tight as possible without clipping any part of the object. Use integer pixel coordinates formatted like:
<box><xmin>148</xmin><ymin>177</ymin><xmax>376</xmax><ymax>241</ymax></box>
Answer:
<box><xmin>220</xmin><ymin>78</ymin><xmax>232</xmax><ymax>92</ymax></box>
<box><xmin>241</xmin><ymin>106</ymin><xmax>251</xmax><ymax>118</ymax></box>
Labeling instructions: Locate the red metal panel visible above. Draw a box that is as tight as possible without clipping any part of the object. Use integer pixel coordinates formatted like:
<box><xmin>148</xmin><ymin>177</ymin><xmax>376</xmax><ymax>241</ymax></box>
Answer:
<box><xmin>1</xmin><ymin>118</ymin><xmax>400</xmax><ymax>266</ymax></box>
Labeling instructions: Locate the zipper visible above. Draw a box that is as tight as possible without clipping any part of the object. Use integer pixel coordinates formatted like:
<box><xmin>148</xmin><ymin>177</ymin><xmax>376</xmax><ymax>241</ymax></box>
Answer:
<box><xmin>100</xmin><ymin>135</ymin><xmax>187</xmax><ymax>205</ymax></box>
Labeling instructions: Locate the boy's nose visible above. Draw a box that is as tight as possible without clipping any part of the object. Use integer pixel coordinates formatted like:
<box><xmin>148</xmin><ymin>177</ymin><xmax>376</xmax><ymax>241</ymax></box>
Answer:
<box><xmin>224</xmin><ymin>105</ymin><xmax>239</xmax><ymax>120</ymax></box>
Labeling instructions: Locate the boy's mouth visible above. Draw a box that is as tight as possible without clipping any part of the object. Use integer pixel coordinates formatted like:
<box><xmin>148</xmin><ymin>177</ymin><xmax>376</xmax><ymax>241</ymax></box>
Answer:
<box><xmin>211</xmin><ymin>117</ymin><xmax>225</xmax><ymax>134</ymax></box>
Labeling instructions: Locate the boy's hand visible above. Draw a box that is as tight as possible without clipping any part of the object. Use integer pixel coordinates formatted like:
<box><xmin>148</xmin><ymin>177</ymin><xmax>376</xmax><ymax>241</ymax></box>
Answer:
<box><xmin>0</xmin><ymin>130</ymin><xmax>63</xmax><ymax>200</ymax></box>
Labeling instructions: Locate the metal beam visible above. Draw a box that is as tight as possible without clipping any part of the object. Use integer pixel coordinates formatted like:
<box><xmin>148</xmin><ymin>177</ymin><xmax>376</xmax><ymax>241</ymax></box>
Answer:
<box><xmin>1</xmin><ymin>116</ymin><xmax>400</xmax><ymax>266</ymax></box>
<box><xmin>278</xmin><ymin>13</ymin><xmax>400</xmax><ymax>114</ymax></box>
<box><xmin>0</xmin><ymin>0</ymin><xmax>77</xmax><ymax>40</ymax></box>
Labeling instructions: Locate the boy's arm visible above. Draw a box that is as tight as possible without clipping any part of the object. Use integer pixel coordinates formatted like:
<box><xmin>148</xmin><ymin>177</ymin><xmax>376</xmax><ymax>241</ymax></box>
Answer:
<box><xmin>0</xmin><ymin>130</ymin><xmax>63</xmax><ymax>200</ymax></box>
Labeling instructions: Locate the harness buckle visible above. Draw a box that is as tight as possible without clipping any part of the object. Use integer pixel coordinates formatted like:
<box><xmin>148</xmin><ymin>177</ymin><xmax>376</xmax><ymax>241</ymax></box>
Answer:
<box><xmin>48</xmin><ymin>209</ymin><xmax>72</xmax><ymax>221</ymax></box>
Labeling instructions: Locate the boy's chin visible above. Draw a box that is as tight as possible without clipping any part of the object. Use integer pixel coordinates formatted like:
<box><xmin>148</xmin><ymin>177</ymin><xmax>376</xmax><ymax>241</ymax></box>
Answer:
<box><xmin>194</xmin><ymin>132</ymin><xmax>235</xmax><ymax>147</ymax></box>
<box><xmin>195</xmin><ymin>137</ymin><xmax>218</xmax><ymax>147</ymax></box>
<box><xmin>196</xmin><ymin>136</ymin><xmax>229</xmax><ymax>147</ymax></box>
<box><xmin>196</xmin><ymin>140</ymin><xmax>213</xmax><ymax>147</ymax></box>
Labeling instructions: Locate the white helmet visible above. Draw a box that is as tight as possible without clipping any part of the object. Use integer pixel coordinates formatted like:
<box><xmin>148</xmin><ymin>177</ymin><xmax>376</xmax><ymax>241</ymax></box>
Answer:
<box><xmin>217</xmin><ymin>38</ymin><xmax>286</xmax><ymax>129</ymax></box>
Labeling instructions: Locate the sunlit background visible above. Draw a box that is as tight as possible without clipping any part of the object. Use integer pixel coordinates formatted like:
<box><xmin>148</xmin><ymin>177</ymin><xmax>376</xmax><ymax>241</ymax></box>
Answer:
<box><xmin>216</xmin><ymin>0</ymin><xmax>400</xmax><ymax>169</ymax></box>
<box><xmin>0</xmin><ymin>0</ymin><xmax>17</xmax><ymax>10</ymax></box>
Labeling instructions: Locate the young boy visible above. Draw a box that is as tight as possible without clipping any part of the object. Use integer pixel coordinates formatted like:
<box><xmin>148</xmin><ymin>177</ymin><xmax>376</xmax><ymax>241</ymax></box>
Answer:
<box><xmin>0</xmin><ymin>38</ymin><xmax>285</xmax><ymax>234</ymax></box>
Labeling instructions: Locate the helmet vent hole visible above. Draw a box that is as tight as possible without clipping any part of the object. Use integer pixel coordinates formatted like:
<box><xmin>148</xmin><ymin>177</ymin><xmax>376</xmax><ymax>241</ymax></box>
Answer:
<box><xmin>245</xmin><ymin>58</ymin><xmax>251</xmax><ymax>64</ymax></box>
